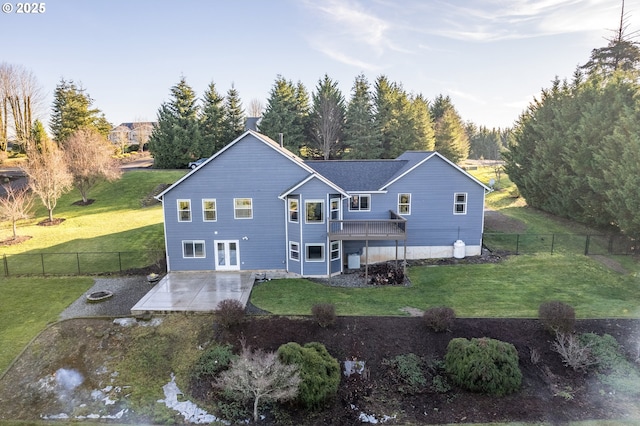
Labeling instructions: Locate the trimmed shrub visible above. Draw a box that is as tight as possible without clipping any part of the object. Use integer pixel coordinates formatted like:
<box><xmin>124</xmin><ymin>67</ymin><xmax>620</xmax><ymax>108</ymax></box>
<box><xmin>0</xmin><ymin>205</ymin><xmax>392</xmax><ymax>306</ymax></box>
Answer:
<box><xmin>191</xmin><ymin>344</ymin><xmax>236</xmax><ymax>379</ymax></box>
<box><xmin>277</xmin><ymin>342</ymin><xmax>340</xmax><ymax>409</ymax></box>
<box><xmin>383</xmin><ymin>353</ymin><xmax>426</xmax><ymax>394</ymax></box>
<box><xmin>538</xmin><ymin>301</ymin><xmax>575</xmax><ymax>334</ymax></box>
<box><xmin>445</xmin><ymin>337</ymin><xmax>522</xmax><ymax>396</ymax></box>
<box><xmin>423</xmin><ymin>306</ymin><xmax>456</xmax><ymax>332</ymax></box>
<box><xmin>215</xmin><ymin>299</ymin><xmax>245</xmax><ymax>328</ymax></box>
<box><xmin>311</xmin><ymin>303</ymin><xmax>336</xmax><ymax>328</ymax></box>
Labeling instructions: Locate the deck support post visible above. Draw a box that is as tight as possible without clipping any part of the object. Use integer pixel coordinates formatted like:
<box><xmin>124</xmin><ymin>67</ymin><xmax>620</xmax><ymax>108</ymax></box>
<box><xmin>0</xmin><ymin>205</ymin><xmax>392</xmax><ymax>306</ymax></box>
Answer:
<box><xmin>365</xmin><ymin>239</ymin><xmax>369</xmax><ymax>285</ymax></box>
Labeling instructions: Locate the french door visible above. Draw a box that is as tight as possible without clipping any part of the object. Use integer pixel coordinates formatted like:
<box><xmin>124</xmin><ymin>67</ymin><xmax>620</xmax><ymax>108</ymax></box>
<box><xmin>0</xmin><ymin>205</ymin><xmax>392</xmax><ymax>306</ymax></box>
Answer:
<box><xmin>214</xmin><ymin>240</ymin><xmax>240</xmax><ymax>270</ymax></box>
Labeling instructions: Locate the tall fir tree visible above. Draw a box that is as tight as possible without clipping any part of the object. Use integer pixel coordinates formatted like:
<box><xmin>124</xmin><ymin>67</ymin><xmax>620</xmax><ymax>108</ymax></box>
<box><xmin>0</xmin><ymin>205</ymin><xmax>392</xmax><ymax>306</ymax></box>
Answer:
<box><xmin>222</xmin><ymin>84</ymin><xmax>245</xmax><ymax>145</ymax></box>
<box><xmin>199</xmin><ymin>82</ymin><xmax>226</xmax><ymax>156</ymax></box>
<box><xmin>307</xmin><ymin>74</ymin><xmax>346</xmax><ymax>159</ymax></box>
<box><xmin>408</xmin><ymin>94</ymin><xmax>435</xmax><ymax>152</ymax></box>
<box><xmin>343</xmin><ymin>74</ymin><xmax>381</xmax><ymax>159</ymax></box>
<box><xmin>258</xmin><ymin>76</ymin><xmax>309</xmax><ymax>155</ymax></box>
<box><xmin>148</xmin><ymin>77</ymin><xmax>202</xmax><ymax>169</ymax></box>
<box><xmin>430</xmin><ymin>95</ymin><xmax>469</xmax><ymax>163</ymax></box>
<box><xmin>49</xmin><ymin>78</ymin><xmax>111</xmax><ymax>143</ymax></box>
<box><xmin>581</xmin><ymin>0</ymin><xmax>640</xmax><ymax>80</ymax></box>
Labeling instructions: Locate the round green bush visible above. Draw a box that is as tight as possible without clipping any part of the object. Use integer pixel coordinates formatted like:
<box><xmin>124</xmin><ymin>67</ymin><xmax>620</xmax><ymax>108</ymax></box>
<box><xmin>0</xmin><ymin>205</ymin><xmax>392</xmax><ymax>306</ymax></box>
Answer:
<box><xmin>191</xmin><ymin>344</ymin><xmax>236</xmax><ymax>379</ymax></box>
<box><xmin>444</xmin><ymin>337</ymin><xmax>522</xmax><ymax>396</ymax></box>
<box><xmin>277</xmin><ymin>342</ymin><xmax>340</xmax><ymax>409</ymax></box>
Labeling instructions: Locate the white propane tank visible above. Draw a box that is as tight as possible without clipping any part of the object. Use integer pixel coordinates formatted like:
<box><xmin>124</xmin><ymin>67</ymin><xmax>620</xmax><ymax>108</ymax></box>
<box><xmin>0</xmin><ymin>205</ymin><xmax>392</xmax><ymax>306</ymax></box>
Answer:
<box><xmin>453</xmin><ymin>240</ymin><xmax>466</xmax><ymax>259</ymax></box>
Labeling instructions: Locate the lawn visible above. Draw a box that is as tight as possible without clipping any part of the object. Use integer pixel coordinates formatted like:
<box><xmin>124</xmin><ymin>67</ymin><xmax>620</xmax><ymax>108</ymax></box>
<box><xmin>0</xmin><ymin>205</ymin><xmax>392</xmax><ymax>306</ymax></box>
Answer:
<box><xmin>0</xmin><ymin>276</ymin><xmax>93</xmax><ymax>373</ymax></box>
<box><xmin>0</xmin><ymin>169</ymin><xmax>186</xmax><ymax>274</ymax></box>
<box><xmin>251</xmin><ymin>253</ymin><xmax>640</xmax><ymax>318</ymax></box>
<box><xmin>0</xmin><ymin>168</ymin><xmax>185</xmax><ymax>373</ymax></box>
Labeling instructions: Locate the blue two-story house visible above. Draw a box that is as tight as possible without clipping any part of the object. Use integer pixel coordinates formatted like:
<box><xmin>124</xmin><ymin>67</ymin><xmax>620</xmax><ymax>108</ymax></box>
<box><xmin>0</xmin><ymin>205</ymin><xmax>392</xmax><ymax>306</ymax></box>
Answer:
<box><xmin>157</xmin><ymin>130</ymin><xmax>489</xmax><ymax>277</ymax></box>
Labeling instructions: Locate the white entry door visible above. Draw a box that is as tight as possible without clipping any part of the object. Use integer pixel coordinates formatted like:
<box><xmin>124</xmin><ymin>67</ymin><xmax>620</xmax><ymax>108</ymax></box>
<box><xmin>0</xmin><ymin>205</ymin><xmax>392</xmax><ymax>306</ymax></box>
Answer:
<box><xmin>214</xmin><ymin>240</ymin><xmax>240</xmax><ymax>270</ymax></box>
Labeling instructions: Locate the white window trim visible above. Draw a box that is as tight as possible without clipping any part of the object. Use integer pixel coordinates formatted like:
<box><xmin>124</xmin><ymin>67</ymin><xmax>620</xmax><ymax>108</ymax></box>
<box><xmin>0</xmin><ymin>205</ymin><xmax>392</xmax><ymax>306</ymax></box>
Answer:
<box><xmin>330</xmin><ymin>198</ymin><xmax>340</xmax><ymax>220</ymax></box>
<box><xmin>177</xmin><ymin>199</ymin><xmax>192</xmax><ymax>222</ymax></box>
<box><xmin>398</xmin><ymin>193</ymin><xmax>411</xmax><ymax>215</ymax></box>
<box><xmin>288</xmin><ymin>198</ymin><xmax>299</xmax><ymax>223</ymax></box>
<box><xmin>202</xmin><ymin>199</ymin><xmax>217</xmax><ymax>222</ymax></box>
<box><xmin>289</xmin><ymin>241</ymin><xmax>300</xmax><ymax>262</ymax></box>
<box><xmin>305</xmin><ymin>243</ymin><xmax>325</xmax><ymax>262</ymax></box>
<box><xmin>234</xmin><ymin>198</ymin><xmax>253</xmax><ymax>219</ymax></box>
<box><xmin>330</xmin><ymin>241</ymin><xmax>340</xmax><ymax>261</ymax></box>
<box><xmin>305</xmin><ymin>199</ymin><xmax>325</xmax><ymax>224</ymax></box>
<box><xmin>349</xmin><ymin>194</ymin><xmax>371</xmax><ymax>212</ymax></box>
<box><xmin>454</xmin><ymin>192</ymin><xmax>467</xmax><ymax>215</ymax></box>
<box><xmin>182</xmin><ymin>240</ymin><xmax>205</xmax><ymax>258</ymax></box>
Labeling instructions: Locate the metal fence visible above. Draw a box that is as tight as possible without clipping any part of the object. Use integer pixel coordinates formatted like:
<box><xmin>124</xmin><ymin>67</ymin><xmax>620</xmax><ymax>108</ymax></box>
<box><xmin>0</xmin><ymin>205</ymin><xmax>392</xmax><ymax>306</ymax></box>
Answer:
<box><xmin>483</xmin><ymin>233</ymin><xmax>637</xmax><ymax>256</ymax></box>
<box><xmin>0</xmin><ymin>251</ymin><xmax>164</xmax><ymax>277</ymax></box>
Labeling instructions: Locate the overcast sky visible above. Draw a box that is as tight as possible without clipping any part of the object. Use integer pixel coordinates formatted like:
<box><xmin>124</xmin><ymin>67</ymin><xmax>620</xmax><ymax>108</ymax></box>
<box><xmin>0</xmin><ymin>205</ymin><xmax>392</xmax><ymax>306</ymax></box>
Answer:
<box><xmin>2</xmin><ymin>0</ymin><xmax>636</xmax><ymax>130</ymax></box>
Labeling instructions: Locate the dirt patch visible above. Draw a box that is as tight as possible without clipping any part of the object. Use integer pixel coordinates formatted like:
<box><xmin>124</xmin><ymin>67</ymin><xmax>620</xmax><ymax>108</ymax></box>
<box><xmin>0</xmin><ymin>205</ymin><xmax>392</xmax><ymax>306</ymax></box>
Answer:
<box><xmin>589</xmin><ymin>255</ymin><xmax>628</xmax><ymax>274</ymax></box>
<box><xmin>0</xmin><ymin>235</ymin><xmax>32</xmax><ymax>246</ymax></box>
<box><xmin>71</xmin><ymin>199</ymin><xmax>95</xmax><ymax>206</ymax></box>
<box><xmin>37</xmin><ymin>218</ymin><xmax>66</xmax><ymax>226</ymax></box>
<box><xmin>1</xmin><ymin>316</ymin><xmax>639</xmax><ymax>424</ymax></box>
<box><xmin>484</xmin><ymin>209</ymin><xmax>527</xmax><ymax>233</ymax></box>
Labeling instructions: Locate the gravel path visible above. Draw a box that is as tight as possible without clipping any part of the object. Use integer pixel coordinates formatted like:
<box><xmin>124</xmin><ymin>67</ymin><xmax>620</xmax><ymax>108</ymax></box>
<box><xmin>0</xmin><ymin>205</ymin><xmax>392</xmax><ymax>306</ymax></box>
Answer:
<box><xmin>59</xmin><ymin>276</ymin><xmax>156</xmax><ymax>320</ymax></box>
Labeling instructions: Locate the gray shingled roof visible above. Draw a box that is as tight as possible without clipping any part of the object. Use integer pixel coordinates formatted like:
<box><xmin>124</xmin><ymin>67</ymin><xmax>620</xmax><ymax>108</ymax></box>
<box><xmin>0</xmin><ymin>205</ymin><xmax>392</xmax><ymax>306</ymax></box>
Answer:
<box><xmin>305</xmin><ymin>160</ymin><xmax>408</xmax><ymax>191</ymax></box>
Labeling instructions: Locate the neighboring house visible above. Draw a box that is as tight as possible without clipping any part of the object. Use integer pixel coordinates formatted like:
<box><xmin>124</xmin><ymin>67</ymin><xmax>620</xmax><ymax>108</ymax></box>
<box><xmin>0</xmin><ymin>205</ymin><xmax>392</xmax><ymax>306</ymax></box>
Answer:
<box><xmin>108</xmin><ymin>122</ymin><xmax>157</xmax><ymax>146</ymax></box>
<box><xmin>157</xmin><ymin>130</ymin><xmax>490</xmax><ymax>277</ymax></box>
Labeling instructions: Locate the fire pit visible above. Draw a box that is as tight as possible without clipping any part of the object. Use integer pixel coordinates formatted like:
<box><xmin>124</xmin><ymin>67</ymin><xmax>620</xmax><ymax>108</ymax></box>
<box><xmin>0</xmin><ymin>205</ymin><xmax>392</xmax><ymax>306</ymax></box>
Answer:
<box><xmin>86</xmin><ymin>290</ymin><xmax>113</xmax><ymax>303</ymax></box>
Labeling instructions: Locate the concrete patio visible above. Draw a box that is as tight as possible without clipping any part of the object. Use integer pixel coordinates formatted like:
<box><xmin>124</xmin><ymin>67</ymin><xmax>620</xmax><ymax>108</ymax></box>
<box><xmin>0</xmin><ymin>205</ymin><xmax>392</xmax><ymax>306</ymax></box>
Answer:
<box><xmin>131</xmin><ymin>271</ymin><xmax>255</xmax><ymax>315</ymax></box>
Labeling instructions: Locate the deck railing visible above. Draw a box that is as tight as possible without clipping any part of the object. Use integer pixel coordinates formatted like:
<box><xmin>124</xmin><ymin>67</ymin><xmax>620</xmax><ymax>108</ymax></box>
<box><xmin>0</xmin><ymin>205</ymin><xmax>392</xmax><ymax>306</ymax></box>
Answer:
<box><xmin>329</xmin><ymin>210</ymin><xmax>407</xmax><ymax>240</ymax></box>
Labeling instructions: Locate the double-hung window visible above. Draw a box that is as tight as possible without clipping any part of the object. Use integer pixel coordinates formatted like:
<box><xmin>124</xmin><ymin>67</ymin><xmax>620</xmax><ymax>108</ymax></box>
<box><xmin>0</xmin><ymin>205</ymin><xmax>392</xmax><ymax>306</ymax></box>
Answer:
<box><xmin>202</xmin><ymin>199</ymin><xmax>216</xmax><ymax>221</ymax></box>
<box><xmin>177</xmin><ymin>199</ymin><xmax>191</xmax><ymax>222</ymax></box>
<box><xmin>398</xmin><ymin>193</ymin><xmax>411</xmax><ymax>215</ymax></box>
<box><xmin>305</xmin><ymin>200</ymin><xmax>324</xmax><ymax>223</ymax></box>
<box><xmin>349</xmin><ymin>194</ymin><xmax>370</xmax><ymax>211</ymax></box>
<box><xmin>330</xmin><ymin>241</ymin><xmax>340</xmax><ymax>261</ymax></box>
<box><xmin>234</xmin><ymin>198</ymin><xmax>253</xmax><ymax>219</ymax></box>
<box><xmin>288</xmin><ymin>198</ymin><xmax>299</xmax><ymax>223</ymax></box>
<box><xmin>183</xmin><ymin>240</ymin><xmax>205</xmax><ymax>258</ymax></box>
<box><xmin>330</xmin><ymin>198</ymin><xmax>340</xmax><ymax>220</ymax></box>
<box><xmin>289</xmin><ymin>241</ymin><xmax>300</xmax><ymax>261</ymax></box>
<box><xmin>454</xmin><ymin>193</ymin><xmax>467</xmax><ymax>215</ymax></box>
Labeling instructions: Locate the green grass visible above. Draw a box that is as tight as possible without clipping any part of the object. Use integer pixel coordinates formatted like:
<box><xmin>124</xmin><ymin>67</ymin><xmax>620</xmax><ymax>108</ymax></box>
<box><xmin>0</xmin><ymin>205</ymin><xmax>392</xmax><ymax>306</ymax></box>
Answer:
<box><xmin>0</xmin><ymin>276</ymin><xmax>93</xmax><ymax>373</ymax></box>
<box><xmin>251</xmin><ymin>253</ymin><xmax>640</xmax><ymax>319</ymax></box>
<box><xmin>0</xmin><ymin>169</ymin><xmax>185</xmax><ymax>373</ymax></box>
<box><xmin>0</xmin><ymin>170</ymin><xmax>185</xmax><ymax>275</ymax></box>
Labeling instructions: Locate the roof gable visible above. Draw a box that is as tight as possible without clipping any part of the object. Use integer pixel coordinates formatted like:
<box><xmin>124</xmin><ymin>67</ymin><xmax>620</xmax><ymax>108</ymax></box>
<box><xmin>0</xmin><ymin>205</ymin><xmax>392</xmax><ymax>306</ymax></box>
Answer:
<box><xmin>156</xmin><ymin>130</ymin><xmax>316</xmax><ymax>199</ymax></box>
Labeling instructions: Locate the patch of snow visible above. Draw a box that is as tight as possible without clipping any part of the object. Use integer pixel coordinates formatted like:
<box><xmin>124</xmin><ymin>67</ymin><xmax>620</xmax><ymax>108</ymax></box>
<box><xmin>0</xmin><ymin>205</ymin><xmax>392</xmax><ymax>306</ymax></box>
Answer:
<box><xmin>158</xmin><ymin>374</ymin><xmax>228</xmax><ymax>424</ymax></box>
<box><xmin>113</xmin><ymin>317</ymin><xmax>163</xmax><ymax>327</ymax></box>
<box><xmin>344</xmin><ymin>359</ymin><xmax>366</xmax><ymax>377</ymax></box>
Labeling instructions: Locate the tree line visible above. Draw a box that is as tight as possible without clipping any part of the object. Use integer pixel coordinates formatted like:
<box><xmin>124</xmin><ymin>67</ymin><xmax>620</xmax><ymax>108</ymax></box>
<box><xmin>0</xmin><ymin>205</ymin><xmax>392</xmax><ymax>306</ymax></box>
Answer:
<box><xmin>504</xmin><ymin>7</ymin><xmax>640</xmax><ymax>236</ymax></box>
<box><xmin>149</xmin><ymin>74</ymin><xmax>507</xmax><ymax>168</ymax></box>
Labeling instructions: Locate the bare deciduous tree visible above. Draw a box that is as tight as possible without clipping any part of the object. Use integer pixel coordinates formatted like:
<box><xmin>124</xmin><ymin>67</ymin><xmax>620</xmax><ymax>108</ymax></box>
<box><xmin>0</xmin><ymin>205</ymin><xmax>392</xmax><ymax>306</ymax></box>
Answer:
<box><xmin>64</xmin><ymin>127</ymin><xmax>122</xmax><ymax>204</ymax></box>
<box><xmin>132</xmin><ymin>120</ymin><xmax>153</xmax><ymax>152</ymax></box>
<box><xmin>247</xmin><ymin>98</ymin><xmax>264</xmax><ymax>117</ymax></box>
<box><xmin>0</xmin><ymin>184</ymin><xmax>34</xmax><ymax>239</ymax></box>
<box><xmin>24</xmin><ymin>142</ymin><xmax>73</xmax><ymax>223</ymax></box>
<box><xmin>216</xmin><ymin>346</ymin><xmax>300</xmax><ymax>423</ymax></box>
<box><xmin>0</xmin><ymin>63</ymin><xmax>44</xmax><ymax>152</ymax></box>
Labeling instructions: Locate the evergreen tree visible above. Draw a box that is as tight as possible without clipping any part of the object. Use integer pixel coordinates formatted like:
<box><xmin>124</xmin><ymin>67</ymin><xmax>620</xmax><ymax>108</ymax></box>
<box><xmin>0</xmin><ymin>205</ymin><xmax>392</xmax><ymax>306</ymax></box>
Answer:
<box><xmin>373</xmin><ymin>75</ymin><xmax>404</xmax><ymax>158</ymax></box>
<box><xmin>343</xmin><ymin>74</ymin><xmax>381</xmax><ymax>159</ymax></box>
<box><xmin>258</xmin><ymin>76</ymin><xmax>309</xmax><ymax>155</ymax></box>
<box><xmin>222</xmin><ymin>84</ymin><xmax>245</xmax><ymax>145</ymax></box>
<box><xmin>148</xmin><ymin>77</ymin><xmax>202</xmax><ymax>169</ymax></box>
<box><xmin>467</xmin><ymin>124</ymin><xmax>505</xmax><ymax>160</ymax></box>
<box><xmin>200</xmin><ymin>82</ymin><xmax>226</xmax><ymax>155</ymax></box>
<box><xmin>408</xmin><ymin>94</ymin><xmax>435</xmax><ymax>152</ymax></box>
<box><xmin>49</xmin><ymin>79</ymin><xmax>110</xmax><ymax>143</ymax></box>
<box><xmin>581</xmin><ymin>0</ymin><xmax>640</xmax><ymax>80</ymax></box>
<box><xmin>307</xmin><ymin>74</ymin><xmax>346</xmax><ymax>159</ymax></box>
<box><xmin>430</xmin><ymin>95</ymin><xmax>469</xmax><ymax>163</ymax></box>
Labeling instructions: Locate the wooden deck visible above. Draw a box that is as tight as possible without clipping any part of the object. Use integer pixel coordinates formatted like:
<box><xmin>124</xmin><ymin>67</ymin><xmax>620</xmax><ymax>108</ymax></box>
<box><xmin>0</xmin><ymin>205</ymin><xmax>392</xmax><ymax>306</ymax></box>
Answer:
<box><xmin>329</xmin><ymin>211</ymin><xmax>407</xmax><ymax>240</ymax></box>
